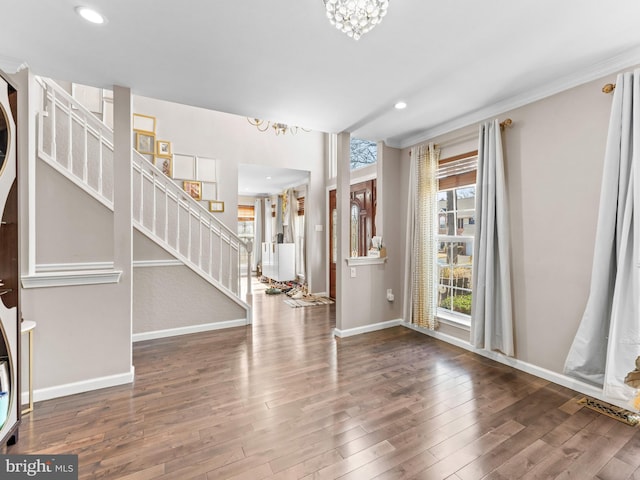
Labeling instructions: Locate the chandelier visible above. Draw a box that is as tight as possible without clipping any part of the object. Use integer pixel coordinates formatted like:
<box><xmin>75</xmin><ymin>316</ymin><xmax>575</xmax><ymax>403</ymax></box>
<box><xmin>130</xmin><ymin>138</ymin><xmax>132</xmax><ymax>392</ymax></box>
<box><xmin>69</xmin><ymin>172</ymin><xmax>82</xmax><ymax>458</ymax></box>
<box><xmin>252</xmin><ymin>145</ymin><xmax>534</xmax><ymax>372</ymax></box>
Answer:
<box><xmin>323</xmin><ymin>0</ymin><xmax>389</xmax><ymax>40</ymax></box>
<box><xmin>247</xmin><ymin>118</ymin><xmax>309</xmax><ymax>136</ymax></box>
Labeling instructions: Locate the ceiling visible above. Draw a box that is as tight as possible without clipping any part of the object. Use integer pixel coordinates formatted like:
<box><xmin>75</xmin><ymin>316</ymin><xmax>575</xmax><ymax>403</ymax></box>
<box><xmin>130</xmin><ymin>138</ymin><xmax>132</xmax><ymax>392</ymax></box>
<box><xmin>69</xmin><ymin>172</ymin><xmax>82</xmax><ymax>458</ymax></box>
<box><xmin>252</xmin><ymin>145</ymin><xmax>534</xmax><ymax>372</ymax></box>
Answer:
<box><xmin>2</xmin><ymin>1</ymin><xmax>640</xmax><ymax>148</ymax></box>
<box><xmin>238</xmin><ymin>164</ymin><xmax>309</xmax><ymax>197</ymax></box>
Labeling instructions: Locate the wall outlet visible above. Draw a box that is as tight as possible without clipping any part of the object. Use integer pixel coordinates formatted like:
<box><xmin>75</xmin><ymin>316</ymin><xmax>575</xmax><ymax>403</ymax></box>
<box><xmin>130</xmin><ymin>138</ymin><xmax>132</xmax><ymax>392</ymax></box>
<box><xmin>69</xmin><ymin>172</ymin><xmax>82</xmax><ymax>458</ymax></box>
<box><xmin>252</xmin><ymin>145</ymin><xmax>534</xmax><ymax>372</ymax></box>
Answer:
<box><xmin>350</xmin><ymin>267</ymin><xmax>356</xmax><ymax>278</ymax></box>
<box><xmin>386</xmin><ymin>289</ymin><xmax>394</xmax><ymax>302</ymax></box>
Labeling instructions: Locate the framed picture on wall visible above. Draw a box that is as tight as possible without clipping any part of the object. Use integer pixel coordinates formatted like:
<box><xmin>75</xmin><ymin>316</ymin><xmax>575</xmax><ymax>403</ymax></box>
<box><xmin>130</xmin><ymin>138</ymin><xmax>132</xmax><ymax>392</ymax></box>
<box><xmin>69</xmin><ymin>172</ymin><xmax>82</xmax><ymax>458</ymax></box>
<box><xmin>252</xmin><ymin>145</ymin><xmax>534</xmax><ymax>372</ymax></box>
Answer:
<box><xmin>133</xmin><ymin>113</ymin><xmax>156</xmax><ymax>134</ymax></box>
<box><xmin>209</xmin><ymin>200</ymin><xmax>224</xmax><ymax>213</ymax></box>
<box><xmin>135</xmin><ymin>132</ymin><xmax>155</xmax><ymax>154</ymax></box>
<box><xmin>173</xmin><ymin>153</ymin><xmax>196</xmax><ymax>179</ymax></box>
<box><xmin>156</xmin><ymin>140</ymin><xmax>172</xmax><ymax>157</ymax></box>
<box><xmin>201</xmin><ymin>182</ymin><xmax>217</xmax><ymax>200</ymax></box>
<box><xmin>155</xmin><ymin>156</ymin><xmax>173</xmax><ymax>177</ymax></box>
<box><xmin>197</xmin><ymin>156</ymin><xmax>217</xmax><ymax>182</ymax></box>
<box><xmin>183</xmin><ymin>180</ymin><xmax>202</xmax><ymax>200</ymax></box>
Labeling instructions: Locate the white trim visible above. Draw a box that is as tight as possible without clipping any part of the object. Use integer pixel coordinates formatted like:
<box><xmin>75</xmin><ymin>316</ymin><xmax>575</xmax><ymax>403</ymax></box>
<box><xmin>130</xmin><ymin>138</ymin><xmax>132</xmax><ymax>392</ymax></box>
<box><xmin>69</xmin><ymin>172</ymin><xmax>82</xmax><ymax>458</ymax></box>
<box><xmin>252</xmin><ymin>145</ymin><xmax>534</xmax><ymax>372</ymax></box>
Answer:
<box><xmin>22</xmin><ymin>367</ymin><xmax>134</xmax><ymax>404</ymax></box>
<box><xmin>133</xmin><ymin>259</ymin><xmax>183</xmax><ymax>268</ymax></box>
<box><xmin>22</xmin><ymin>269</ymin><xmax>122</xmax><ymax>288</ymax></box>
<box><xmin>392</xmin><ymin>45</ymin><xmax>640</xmax><ymax>149</ymax></box>
<box><xmin>0</xmin><ymin>55</ymin><xmax>28</xmax><ymax>74</ymax></box>
<box><xmin>402</xmin><ymin>322</ymin><xmax>633</xmax><ymax>412</ymax></box>
<box><xmin>36</xmin><ymin>261</ymin><xmax>114</xmax><ymax>272</ymax></box>
<box><xmin>312</xmin><ymin>291</ymin><xmax>328</xmax><ymax>297</ymax></box>
<box><xmin>436</xmin><ymin>310</ymin><xmax>471</xmax><ymax>331</ymax></box>
<box><xmin>334</xmin><ymin>319</ymin><xmax>402</xmax><ymax>338</ymax></box>
<box><xmin>132</xmin><ymin>319</ymin><xmax>247</xmax><ymax>343</ymax></box>
<box><xmin>345</xmin><ymin>256</ymin><xmax>387</xmax><ymax>266</ymax></box>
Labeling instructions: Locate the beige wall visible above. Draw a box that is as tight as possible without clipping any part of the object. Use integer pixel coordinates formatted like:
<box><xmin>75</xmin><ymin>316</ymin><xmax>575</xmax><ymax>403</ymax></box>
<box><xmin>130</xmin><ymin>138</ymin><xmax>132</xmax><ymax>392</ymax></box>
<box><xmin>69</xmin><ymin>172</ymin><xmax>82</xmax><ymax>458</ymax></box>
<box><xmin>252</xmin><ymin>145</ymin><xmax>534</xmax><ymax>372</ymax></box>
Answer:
<box><xmin>10</xmin><ymin>70</ymin><xmax>132</xmax><ymax>400</ymax></box>
<box><xmin>336</xmin><ymin>144</ymin><xmax>404</xmax><ymax>331</ymax></box>
<box><xmin>132</xmin><ymin>231</ymin><xmax>245</xmax><ymax>335</ymax></box>
<box><xmin>36</xmin><ymin>157</ymin><xmax>114</xmax><ymax>265</ymax></box>
<box><xmin>400</xmin><ymin>70</ymin><xmax>620</xmax><ymax>374</ymax></box>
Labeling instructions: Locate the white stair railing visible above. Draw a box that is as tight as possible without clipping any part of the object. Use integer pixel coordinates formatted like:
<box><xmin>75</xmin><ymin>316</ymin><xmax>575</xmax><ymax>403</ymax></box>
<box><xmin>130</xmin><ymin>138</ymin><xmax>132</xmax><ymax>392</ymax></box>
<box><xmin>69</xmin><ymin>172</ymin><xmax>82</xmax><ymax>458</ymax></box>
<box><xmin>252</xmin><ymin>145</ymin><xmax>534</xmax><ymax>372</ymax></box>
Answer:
<box><xmin>36</xmin><ymin>77</ymin><xmax>251</xmax><ymax>313</ymax></box>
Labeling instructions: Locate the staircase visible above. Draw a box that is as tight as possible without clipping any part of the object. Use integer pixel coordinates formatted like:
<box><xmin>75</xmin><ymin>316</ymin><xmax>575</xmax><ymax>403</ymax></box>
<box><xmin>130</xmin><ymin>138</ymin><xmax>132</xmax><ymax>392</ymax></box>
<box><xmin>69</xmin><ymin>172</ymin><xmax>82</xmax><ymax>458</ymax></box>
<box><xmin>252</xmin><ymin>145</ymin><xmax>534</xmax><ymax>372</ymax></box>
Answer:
<box><xmin>35</xmin><ymin>77</ymin><xmax>252</xmax><ymax>321</ymax></box>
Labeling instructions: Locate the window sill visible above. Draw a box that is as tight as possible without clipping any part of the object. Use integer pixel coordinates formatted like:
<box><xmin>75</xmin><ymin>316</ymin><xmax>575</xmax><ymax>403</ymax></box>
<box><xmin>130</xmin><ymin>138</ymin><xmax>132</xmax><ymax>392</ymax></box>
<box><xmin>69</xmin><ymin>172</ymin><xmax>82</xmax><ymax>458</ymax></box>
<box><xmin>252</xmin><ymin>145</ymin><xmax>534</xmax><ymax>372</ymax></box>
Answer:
<box><xmin>345</xmin><ymin>256</ymin><xmax>387</xmax><ymax>266</ymax></box>
<box><xmin>437</xmin><ymin>309</ymin><xmax>471</xmax><ymax>331</ymax></box>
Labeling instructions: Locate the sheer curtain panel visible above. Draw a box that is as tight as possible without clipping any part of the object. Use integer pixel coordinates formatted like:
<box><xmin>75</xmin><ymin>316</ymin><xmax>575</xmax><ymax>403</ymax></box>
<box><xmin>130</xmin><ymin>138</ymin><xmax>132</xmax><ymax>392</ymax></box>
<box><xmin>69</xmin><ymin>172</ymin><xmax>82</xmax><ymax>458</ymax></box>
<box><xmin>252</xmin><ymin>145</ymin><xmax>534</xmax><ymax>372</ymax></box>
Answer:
<box><xmin>564</xmin><ymin>70</ymin><xmax>639</xmax><ymax>404</ymax></box>
<box><xmin>471</xmin><ymin>119</ymin><xmax>514</xmax><ymax>356</ymax></box>
<box><xmin>403</xmin><ymin>143</ymin><xmax>439</xmax><ymax>329</ymax></box>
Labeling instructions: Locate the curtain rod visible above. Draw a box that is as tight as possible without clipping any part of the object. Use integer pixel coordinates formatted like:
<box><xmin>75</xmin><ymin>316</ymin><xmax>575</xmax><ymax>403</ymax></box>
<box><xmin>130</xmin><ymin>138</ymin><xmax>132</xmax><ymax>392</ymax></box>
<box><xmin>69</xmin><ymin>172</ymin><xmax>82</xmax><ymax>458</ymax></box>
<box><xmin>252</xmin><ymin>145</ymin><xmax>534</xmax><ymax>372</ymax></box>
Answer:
<box><xmin>411</xmin><ymin>118</ymin><xmax>513</xmax><ymax>154</ymax></box>
<box><xmin>602</xmin><ymin>83</ymin><xmax>616</xmax><ymax>94</ymax></box>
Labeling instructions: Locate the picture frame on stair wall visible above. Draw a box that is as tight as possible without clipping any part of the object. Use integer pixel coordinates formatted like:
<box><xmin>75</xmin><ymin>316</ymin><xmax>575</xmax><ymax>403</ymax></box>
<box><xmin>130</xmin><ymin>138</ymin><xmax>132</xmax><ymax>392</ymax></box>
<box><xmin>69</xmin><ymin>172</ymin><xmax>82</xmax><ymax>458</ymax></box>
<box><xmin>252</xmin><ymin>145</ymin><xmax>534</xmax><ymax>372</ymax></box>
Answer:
<box><xmin>135</xmin><ymin>132</ymin><xmax>155</xmax><ymax>154</ymax></box>
<box><xmin>209</xmin><ymin>200</ymin><xmax>224</xmax><ymax>213</ymax></box>
<box><xmin>183</xmin><ymin>180</ymin><xmax>202</xmax><ymax>200</ymax></box>
<box><xmin>133</xmin><ymin>113</ymin><xmax>156</xmax><ymax>134</ymax></box>
<box><xmin>156</xmin><ymin>140</ymin><xmax>171</xmax><ymax>157</ymax></box>
<box><xmin>155</xmin><ymin>156</ymin><xmax>172</xmax><ymax>177</ymax></box>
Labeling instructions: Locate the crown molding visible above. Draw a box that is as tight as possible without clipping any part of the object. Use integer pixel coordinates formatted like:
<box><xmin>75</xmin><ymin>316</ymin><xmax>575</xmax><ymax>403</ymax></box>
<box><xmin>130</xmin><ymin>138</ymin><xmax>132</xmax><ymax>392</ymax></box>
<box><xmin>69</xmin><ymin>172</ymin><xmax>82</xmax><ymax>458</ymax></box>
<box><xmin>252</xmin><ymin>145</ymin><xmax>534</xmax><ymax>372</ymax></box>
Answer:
<box><xmin>390</xmin><ymin>45</ymin><xmax>640</xmax><ymax>150</ymax></box>
<box><xmin>0</xmin><ymin>55</ymin><xmax>28</xmax><ymax>75</ymax></box>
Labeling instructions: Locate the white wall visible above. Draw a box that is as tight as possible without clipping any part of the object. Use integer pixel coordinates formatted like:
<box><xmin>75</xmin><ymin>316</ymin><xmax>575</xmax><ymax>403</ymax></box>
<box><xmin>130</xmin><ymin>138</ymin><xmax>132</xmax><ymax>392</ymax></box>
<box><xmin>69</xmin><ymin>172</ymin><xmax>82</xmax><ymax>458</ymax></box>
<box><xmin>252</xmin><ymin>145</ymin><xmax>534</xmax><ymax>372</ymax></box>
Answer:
<box><xmin>132</xmin><ymin>96</ymin><xmax>327</xmax><ymax>293</ymax></box>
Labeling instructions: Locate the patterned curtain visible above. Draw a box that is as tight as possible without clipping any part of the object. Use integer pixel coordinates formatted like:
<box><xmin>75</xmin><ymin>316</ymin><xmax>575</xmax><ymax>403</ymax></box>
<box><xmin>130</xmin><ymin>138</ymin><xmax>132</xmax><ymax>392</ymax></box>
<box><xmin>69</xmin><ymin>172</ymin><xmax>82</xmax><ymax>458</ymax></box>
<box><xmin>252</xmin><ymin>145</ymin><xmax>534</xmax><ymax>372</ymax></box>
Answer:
<box><xmin>404</xmin><ymin>142</ymin><xmax>440</xmax><ymax>329</ymax></box>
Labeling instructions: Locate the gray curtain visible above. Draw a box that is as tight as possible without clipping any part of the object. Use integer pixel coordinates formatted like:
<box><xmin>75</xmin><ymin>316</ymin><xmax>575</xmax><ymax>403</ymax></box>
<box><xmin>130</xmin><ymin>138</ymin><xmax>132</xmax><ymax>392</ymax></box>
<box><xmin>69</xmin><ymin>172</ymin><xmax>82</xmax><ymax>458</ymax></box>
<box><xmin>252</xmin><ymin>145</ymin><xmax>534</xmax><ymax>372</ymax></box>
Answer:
<box><xmin>471</xmin><ymin>119</ymin><xmax>514</xmax><ymax>356</ymax></box>
<box><xmin>564</xmin><ymin>70</ymin><xmax>639</xmax><ymax>402</ymax></box>
<box><xmin>264</xmin><ymin>198</ymin><xmax>273</xmax><ymax>243</ymax></box>
<box><xmin>253</xmin><ymin>198</ymin><xmax>263</xmax><ymax>270</ymax></box>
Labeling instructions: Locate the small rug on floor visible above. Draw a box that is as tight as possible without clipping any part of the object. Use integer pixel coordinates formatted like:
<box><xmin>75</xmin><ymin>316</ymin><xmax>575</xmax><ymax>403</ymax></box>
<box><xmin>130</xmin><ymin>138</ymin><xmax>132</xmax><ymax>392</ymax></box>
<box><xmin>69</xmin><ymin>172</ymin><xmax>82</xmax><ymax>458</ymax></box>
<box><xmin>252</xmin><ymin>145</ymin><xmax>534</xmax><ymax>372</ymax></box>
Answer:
<box><xmin>283</xmin><ymin>296</ymin><xmax>334</xmax><ymax>308</ymax></box>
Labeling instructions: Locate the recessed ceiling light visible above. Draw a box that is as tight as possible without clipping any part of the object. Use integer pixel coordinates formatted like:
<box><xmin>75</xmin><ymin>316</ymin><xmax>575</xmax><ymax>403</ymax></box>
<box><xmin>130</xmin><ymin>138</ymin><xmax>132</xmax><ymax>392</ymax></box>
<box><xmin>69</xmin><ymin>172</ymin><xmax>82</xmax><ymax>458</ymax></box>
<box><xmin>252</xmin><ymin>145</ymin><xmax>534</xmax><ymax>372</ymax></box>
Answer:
<box><xmin>266</xmin><ymin>176</ymin><xmax>272</xmax><ymax>180</ymax></box>
<box><xmin>75</xmin><ymin>6</ymin><xmax>106</xmax><ymax>24</ymax></box>
<box><xmin>394</xmin><ymin>101</ymin><xmax>407</xmax><ymax>110</ymax></box>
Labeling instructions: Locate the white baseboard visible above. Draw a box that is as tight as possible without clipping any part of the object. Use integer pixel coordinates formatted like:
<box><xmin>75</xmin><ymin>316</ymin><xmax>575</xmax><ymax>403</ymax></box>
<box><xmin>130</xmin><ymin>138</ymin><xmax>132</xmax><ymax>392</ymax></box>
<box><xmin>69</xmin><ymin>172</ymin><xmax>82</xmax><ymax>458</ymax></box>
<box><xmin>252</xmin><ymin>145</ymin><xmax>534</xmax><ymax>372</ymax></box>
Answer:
<box><xmin>312</xmin><ymin>291</ymin><xmax>328</xmax><ymax>297</ymax></box>
<box><xmin>132</xmin><ymin>319</ymin><xmax>247</xmax><ymax>342</ymax></box>
<box><xmin>334</xmin><ymin>319</ymin><xmax>403</xmax><ymax>338</ymax></box>
<box><xmin>401</xmin><ymin>322</ymin><xmax>634</xmax><ymax>411</ymax></box>
<box><xmin>22</xmin><ymin>367</ymin><xmax>135</xmax><ymax>404</ymax></box>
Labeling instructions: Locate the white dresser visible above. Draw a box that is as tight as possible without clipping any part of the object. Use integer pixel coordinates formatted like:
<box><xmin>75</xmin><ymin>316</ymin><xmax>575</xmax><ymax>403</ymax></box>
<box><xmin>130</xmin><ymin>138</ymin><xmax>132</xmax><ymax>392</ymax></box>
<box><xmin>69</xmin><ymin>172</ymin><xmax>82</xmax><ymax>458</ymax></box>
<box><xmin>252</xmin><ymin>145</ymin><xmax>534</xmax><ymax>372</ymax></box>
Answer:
<box><xmin>262</xmin><ymin>242</ymin><xmax>296</xmax><ymax>282</ymax></box>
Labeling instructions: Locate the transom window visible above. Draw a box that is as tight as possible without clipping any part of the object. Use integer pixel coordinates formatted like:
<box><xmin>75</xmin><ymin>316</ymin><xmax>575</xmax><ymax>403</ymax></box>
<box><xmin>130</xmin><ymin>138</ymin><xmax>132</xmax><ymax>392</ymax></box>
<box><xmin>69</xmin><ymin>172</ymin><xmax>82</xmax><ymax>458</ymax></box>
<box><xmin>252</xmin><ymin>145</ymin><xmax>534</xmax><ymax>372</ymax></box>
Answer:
<box><xmin>350</xmin><ymin>137</ymin><xmax>377</xmax><ymax>171</ymax></box>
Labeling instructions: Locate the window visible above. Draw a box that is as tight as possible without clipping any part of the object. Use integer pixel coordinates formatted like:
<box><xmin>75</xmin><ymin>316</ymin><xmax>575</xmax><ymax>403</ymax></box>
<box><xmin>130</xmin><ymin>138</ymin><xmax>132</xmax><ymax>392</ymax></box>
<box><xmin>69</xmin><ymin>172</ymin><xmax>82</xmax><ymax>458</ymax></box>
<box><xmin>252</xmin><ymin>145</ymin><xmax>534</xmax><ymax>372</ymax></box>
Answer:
<box><xmin>237</xmin><ymin>205</ymin><xmax>254</xmax><ymax>239</ymax></box>
<box><xmin>350</xmin><ymin>137</ymin><xmax>377</xmax><ymax>171</ymax></box>
<box><xmin>436</xmin><ymin>151</ymin><xmax>477</xmax><ymax>325</ymax></box>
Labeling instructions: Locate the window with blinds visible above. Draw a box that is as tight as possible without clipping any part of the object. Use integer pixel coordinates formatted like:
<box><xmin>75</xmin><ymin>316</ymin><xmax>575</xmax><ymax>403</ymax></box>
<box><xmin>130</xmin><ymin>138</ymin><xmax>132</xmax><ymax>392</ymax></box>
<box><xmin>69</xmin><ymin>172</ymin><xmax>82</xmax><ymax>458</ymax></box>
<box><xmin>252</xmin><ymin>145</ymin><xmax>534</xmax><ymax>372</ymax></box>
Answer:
<box><xmin>238</xmin><ymin>205</ymin><xmax>255</xmax><ymax>237</ymax></box>
<box><xmin>436</xmin><ymin>150</ymin><xmax>477</xmax><ymax>326</ymax></box>
<box><xmin>437</xmin><ymin>150</ymin><xmax>478</xmax><ymax>190</ymax></box>
<box><xmin>237</xmin><ymin>205</ymin><xmax>255</xmax><ymax>222</ymax></box>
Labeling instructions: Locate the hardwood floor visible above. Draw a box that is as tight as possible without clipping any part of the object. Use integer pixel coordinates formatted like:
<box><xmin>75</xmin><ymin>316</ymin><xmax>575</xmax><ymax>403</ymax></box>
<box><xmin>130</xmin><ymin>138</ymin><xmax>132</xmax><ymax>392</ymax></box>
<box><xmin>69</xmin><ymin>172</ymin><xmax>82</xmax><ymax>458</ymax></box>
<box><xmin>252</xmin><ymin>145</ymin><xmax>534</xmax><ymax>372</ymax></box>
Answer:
<box><xmin>9</xmin><ymin>290</ymin><xmax>640</xmax><ymax>479</ymax></box>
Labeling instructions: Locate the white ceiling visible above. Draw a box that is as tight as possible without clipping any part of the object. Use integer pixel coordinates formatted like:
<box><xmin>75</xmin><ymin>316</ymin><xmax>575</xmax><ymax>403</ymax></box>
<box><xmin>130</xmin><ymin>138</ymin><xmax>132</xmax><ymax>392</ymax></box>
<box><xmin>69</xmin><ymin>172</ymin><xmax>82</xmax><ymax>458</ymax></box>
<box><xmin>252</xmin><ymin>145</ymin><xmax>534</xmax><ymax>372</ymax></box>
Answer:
<box><xmin>2</xmin><ymin>1</ymin><xmax>640</xmax><ymax>148</ymax></box>
<box><xmin>238</xmin><ymin>164</ymin><xmax>310</xmax><ymax>197</ymax></box>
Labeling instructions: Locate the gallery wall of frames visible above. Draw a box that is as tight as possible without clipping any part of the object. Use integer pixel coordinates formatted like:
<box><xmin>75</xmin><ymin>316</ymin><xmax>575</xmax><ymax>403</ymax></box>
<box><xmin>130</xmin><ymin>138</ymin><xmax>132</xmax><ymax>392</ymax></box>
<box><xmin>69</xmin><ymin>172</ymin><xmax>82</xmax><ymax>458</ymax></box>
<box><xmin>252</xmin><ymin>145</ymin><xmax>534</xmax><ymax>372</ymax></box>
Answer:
<box><xmin>133</xmin><ymin>113</ymin><xmax>224</xmax><ymax>213</ymax></box>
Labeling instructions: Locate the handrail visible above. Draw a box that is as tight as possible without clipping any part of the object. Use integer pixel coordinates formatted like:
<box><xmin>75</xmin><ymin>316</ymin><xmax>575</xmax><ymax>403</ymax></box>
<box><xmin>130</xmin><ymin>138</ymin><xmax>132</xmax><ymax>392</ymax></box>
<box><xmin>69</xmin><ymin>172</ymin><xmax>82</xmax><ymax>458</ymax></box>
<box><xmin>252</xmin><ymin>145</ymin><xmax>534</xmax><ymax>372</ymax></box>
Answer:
<box><xmin>35</xmin><ymin>76</ymin><xmax>252</xmax><ymax>310</ymax></box>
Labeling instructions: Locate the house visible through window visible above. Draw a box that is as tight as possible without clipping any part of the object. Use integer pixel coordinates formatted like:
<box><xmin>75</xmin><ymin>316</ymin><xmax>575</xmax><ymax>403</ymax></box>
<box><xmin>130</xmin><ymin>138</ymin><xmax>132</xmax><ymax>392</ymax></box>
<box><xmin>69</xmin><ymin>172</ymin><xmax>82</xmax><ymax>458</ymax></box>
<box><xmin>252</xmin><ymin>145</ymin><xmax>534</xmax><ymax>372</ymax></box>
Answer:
<box><xmin>436</xmin><ymin>151</ymin><xmax>477</xmax><ymax>325</ymax></box>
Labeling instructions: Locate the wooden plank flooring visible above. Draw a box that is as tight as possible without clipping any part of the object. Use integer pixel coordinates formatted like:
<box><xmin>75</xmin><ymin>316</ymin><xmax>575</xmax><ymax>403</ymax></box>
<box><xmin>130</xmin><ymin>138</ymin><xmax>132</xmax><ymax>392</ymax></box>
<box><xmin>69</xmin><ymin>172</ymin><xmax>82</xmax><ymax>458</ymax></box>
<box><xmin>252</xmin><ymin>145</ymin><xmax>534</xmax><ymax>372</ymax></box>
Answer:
<box><xmin>8</xmin><ymin>290</ymin><xmax>640</xmax><ymax>479</ymax></box>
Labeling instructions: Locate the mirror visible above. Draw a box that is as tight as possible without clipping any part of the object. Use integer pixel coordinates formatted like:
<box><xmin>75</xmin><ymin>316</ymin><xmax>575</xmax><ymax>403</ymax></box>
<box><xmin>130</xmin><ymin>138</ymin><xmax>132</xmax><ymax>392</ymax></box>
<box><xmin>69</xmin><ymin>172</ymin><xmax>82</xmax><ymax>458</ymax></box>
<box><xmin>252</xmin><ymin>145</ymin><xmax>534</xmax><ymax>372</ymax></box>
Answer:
<box><xmin>0</xmin><ymin>104</ymin><xmax>7</xmax><ymax>175</ymax></box>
